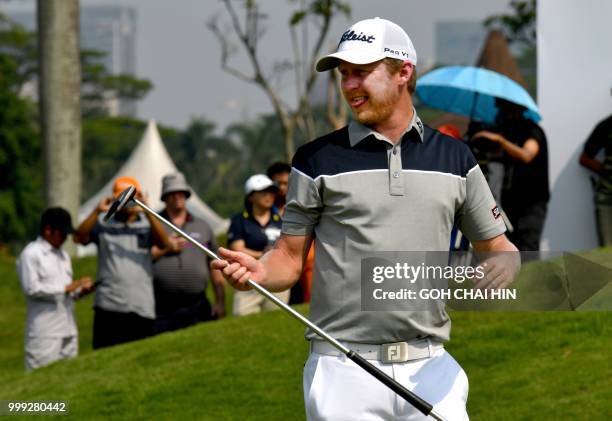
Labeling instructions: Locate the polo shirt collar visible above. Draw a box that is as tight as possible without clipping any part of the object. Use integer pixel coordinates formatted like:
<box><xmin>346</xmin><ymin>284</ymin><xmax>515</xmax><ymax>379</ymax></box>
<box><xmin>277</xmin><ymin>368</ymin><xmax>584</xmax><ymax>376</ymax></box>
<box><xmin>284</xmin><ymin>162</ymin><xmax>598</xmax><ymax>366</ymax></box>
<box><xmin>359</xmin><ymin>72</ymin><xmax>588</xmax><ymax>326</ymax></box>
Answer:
<box><xmin>243</xmin><ymin>209</ymin><xmax>282</xmax><ymax>225</ymax></box>
<box><xmin>348</xmin><ymin>108</ymin><xmax>424</xmax><ymax>147</ymax></box>
<box><xmin>161</xmin><ymin>209</ymin><xmax>193</xmax><ymax>222</ymax></box>
<box><xmin>36</xmin><ymin>236</ymin><xmax>62</xmax><ymax>255</ymax></box>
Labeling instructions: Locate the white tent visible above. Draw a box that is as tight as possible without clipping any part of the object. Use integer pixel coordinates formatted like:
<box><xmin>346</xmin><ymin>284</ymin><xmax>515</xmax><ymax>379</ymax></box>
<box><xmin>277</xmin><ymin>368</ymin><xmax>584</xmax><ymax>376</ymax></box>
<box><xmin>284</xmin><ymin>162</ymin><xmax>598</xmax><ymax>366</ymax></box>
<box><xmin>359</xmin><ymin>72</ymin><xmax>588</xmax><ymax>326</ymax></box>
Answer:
<box><xmin>78</xmin><ymin>120</ymin><xmax>228</xmax><ymax>255</ymax></box>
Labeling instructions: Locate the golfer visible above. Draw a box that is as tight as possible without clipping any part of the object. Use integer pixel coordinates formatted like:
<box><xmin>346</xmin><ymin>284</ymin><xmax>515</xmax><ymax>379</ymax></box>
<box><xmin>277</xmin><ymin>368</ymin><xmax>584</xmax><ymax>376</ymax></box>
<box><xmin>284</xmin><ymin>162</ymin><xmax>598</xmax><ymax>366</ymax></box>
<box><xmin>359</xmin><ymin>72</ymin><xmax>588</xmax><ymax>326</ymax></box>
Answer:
<box><xmin>213</xmin><ymin>17</ymin><xmax>518</xmax><ymax>420</ymax></box>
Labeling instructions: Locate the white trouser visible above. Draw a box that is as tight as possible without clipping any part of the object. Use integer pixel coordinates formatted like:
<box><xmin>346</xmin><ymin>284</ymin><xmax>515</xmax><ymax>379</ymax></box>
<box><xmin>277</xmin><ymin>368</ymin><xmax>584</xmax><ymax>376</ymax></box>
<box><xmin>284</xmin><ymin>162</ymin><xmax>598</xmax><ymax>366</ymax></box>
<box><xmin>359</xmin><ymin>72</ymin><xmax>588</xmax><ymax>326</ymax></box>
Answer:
<box><xmin>232</xmin><ymin>289</ymin><xmax>290</xmax><ymax>316</ymax></box>
<box><xmin>303</xmin><ymin>347</ymin><xmax>469</xmax><ymax>421</ymax></box>
<box><xmin>25</xmin><ymin>336</ymin><xmax>78</xmax><ymax>372</ymax></box>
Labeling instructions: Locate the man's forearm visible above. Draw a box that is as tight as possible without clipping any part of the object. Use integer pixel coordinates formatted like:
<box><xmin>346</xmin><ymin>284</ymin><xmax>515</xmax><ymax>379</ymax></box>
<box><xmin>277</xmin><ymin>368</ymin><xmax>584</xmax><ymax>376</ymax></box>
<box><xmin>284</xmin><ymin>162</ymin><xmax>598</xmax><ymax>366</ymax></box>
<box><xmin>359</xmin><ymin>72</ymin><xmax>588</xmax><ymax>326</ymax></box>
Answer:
<box><xmin>579</xmin><ymin>152</ymin><xmax>604</xmax><ymax>175</ymax></box>
<box><xmin>259</xmin><ymin>246</ymin><xmax>304</xmax><ymax>292</ymax></box>
<box><xmin>151</xmin><ymin>245</ymin><xmax>166</xmax><ymax>261</ymax></box>
<box><xmin>145</xmin><ymin>212</ymin><xmax>169</xmax><ymax>249</ymax></box>
<box><xmin>210</xmin><ymin>267</ymin><xmax>226</xmax><ymax>304</ymax></box>
<box><xmin>74</xmin><ymin>208</ymin><xmax>101</xmax><ymax>244</ymax></box>
<box><xmin>498</xmin><ymin>136</ymin><xmax>537</xmax><ymax>164</ymax></box>
<box><xmin>213</xmin><ymin>234</ymin><xmax>311</xmax><ymax>293</ymax></box>
<box><xmin>473</xmin><ymin>233</ymin><xmax>518</xmax><ymax>252</ymax></box>
<box><xmin>212</xmin><ymin>279</ymin><xmax>225</xmax><ymax>305</ymax></box>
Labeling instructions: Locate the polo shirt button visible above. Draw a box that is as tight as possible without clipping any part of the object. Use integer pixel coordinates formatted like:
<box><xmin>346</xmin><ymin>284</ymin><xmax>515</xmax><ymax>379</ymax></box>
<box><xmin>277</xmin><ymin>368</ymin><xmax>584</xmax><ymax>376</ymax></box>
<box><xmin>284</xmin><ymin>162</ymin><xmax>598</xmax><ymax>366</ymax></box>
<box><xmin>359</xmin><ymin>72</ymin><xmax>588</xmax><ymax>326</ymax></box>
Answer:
<box><xmin>393</xmin><ymin>171</ymin><xmax>400</xmax><ymax>178</ymax></box>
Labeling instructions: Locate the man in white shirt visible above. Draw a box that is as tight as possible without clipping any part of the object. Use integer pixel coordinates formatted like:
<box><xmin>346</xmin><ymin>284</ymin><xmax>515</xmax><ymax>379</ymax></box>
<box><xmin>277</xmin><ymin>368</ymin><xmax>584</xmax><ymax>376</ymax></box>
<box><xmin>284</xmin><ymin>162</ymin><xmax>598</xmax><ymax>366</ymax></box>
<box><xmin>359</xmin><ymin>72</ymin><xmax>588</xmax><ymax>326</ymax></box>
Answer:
<box><xmin>16</xmin><ymin>207</ymin><xmax>94</xmax><ymax>371</ymax></box>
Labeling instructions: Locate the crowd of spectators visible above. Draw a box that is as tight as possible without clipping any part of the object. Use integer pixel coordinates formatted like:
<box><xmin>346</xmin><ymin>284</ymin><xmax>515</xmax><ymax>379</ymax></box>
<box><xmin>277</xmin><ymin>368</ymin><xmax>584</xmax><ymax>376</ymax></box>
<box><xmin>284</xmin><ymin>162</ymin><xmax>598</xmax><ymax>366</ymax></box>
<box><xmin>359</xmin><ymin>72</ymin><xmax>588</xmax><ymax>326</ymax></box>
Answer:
<box><xmin>16</xmin><ymin>161</ymin><xmax>314</xmax><ymax>370</ymax></box>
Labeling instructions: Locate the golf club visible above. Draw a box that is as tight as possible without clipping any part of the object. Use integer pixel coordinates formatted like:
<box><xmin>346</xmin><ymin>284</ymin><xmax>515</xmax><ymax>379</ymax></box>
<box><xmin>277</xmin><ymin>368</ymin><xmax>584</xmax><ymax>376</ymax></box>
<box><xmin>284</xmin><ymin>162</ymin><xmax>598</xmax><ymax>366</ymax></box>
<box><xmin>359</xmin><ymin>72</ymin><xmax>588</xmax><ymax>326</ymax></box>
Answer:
<box><xmin>106</xmin><ymin>186</ymin><xmax>447</xmax><ymax>421</ymax></box>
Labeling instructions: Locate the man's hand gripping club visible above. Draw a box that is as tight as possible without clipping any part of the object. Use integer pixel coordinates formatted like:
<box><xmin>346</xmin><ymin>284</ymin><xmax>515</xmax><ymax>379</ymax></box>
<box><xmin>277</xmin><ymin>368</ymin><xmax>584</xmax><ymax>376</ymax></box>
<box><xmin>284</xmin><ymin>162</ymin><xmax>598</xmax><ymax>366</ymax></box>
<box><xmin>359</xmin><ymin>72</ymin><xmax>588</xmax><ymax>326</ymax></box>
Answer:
<box><xmin>211</xmin><ymin>248</ymin><xmax>267</xmax><ymax>291</ymax></box>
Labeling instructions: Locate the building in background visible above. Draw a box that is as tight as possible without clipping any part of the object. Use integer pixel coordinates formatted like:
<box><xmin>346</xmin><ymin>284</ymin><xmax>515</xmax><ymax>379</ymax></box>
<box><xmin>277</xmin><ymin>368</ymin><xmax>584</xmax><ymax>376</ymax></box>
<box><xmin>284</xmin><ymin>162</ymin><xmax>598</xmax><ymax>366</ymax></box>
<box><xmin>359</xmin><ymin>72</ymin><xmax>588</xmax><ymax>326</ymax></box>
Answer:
<box><xmin>539</xmin><ymin>0</ymin><xmax>612</xmax><ymax>251</ymax></box>
<box><xmin>8</xmin><ymin>5</ymin><xmax>137</xmax><ymax>117</ymax></box>
<box><xmin>81</xmin><ymin>6</ymin><xmax>137</xmax><ymax>116</ymax></box>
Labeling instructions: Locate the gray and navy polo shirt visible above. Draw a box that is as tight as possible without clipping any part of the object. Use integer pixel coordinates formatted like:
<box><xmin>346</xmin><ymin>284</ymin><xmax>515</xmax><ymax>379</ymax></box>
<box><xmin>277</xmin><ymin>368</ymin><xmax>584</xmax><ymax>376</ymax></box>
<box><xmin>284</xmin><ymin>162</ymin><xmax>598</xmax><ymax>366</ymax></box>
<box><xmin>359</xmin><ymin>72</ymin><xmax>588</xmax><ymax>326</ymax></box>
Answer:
<box><xmin>91</xmin><ymin>214</ymin><xmax>155</xmax><ymax>319</ymax></box>
<box><xmin>282</xmin><ymin>112</ymin><xmax>506</xmax><ymax>344</ymax></box>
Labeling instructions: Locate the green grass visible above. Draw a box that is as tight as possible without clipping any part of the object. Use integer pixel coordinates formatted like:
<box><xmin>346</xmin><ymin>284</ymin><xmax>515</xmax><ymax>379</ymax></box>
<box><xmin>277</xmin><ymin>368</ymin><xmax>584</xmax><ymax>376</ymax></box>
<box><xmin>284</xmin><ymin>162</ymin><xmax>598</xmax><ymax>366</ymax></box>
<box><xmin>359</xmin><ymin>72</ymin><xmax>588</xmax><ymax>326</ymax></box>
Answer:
<box><xmin>1</xmin><ymin>252</ymin><xmax>611</xmax><ymax>420</ymax></box>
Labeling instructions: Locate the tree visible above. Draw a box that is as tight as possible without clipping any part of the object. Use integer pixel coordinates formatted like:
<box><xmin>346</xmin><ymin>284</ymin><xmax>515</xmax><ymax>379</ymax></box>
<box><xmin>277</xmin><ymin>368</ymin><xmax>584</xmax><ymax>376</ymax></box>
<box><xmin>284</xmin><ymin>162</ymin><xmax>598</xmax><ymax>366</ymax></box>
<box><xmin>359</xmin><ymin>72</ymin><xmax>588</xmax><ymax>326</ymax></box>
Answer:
<box><xmin>483</xmin><ymin>0</ymin><xmax>536</xmax><ymax>50</ymax></box>
<box><xmin>484</xmin><ymin>0</ymin><xmax>537</xmax><ymax>97</ymax></box>
<box><xmin>208</xmin><ymin>0</ymin><xmax>350</xmax><ymax>162</ymax></box>
<box><xmin>0</xmin><ymin>10</ymin><xmax>153</xmax><ymax>250</ymax></box>
<box><xmin>38</xmin><ymin>0</ymin><xmax>82</xmax><ymax>256</ymax></box>
<box><xmin>0</xmin><ymin>13</ymin><xmax>43</xmax><ymax>250</ymax></box>
<box><xmin>2</xmin><ymin>14</ymin><xmax>153</xmax><ymax>118</ymax></box>
<box><xmin>165</xmin><ymin>118</ymin><xmax>245</xmax><ymax>217</ymax></box>
<box><xmin>0</xmin><ymin>13</ymin><xmax>37</xmax><ymax>93</ymax></box>
<box><xmin>81</xmin><ymin>49</ymin><xmax>153</xmax><ymax>117</ymax></box>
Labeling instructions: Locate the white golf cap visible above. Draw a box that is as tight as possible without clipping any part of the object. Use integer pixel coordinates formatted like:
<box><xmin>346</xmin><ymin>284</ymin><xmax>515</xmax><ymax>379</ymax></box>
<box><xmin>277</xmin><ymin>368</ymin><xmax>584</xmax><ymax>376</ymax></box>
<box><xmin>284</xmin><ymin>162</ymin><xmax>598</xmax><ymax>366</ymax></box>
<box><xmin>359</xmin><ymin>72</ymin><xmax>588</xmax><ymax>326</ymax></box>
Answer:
<box><xmin>316</xmin><ymin>17</ymin><xmax>417</xmax><ymax>72</ymax></box>
<box><xmin>244</xmin><ymin>174</ymin><xmax>279</xmax><ymax>195</ymax></box>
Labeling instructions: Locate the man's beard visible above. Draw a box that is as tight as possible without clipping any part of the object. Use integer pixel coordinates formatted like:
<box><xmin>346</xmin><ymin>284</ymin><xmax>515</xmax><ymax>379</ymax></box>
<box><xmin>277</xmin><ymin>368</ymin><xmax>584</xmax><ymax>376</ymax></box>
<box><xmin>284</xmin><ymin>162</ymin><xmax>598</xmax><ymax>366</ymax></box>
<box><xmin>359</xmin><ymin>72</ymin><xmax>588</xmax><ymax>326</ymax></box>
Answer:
<box><xmin>352</xmin><ymin>88</ymin><xmax>399</xmax><ymax>126</ymax></box>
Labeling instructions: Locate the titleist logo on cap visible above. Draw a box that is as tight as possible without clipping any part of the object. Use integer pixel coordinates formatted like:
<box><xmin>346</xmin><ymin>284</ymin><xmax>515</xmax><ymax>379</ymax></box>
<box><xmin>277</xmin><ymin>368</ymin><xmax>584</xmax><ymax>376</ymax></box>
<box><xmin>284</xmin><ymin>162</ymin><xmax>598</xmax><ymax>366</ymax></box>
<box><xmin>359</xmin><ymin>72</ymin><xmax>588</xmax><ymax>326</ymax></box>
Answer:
<box><xmin>339</xmin><ymin>29</ymin><xmax>376</xmax><ymax>45</ymax></box>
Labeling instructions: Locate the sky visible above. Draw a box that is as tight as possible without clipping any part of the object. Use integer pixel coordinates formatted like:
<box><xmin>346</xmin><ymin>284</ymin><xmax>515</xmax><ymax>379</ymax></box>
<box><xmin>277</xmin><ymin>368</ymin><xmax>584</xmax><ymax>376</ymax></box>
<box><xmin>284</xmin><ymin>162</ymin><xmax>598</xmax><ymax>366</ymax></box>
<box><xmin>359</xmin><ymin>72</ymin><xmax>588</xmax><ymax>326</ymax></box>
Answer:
<box><xmin>4</xmin><ymin>0</ymin><xmax>513</xmax><ymax>132</ymax></box>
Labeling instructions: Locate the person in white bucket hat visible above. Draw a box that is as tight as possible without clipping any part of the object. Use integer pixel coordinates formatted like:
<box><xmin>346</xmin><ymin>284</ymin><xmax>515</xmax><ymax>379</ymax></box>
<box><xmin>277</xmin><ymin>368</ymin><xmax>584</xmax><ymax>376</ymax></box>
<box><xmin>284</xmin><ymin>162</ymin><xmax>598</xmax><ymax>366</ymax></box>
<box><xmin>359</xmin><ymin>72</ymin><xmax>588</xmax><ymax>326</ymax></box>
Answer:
<box><xmin>214</xmin><ymin>17</ymin><xmax>518</xmax><ymax>420</ymax></box>
<box><xmin>151</xmin><ymin>172</ymin><xmax>227</xmax><ymax>334</ymax></box>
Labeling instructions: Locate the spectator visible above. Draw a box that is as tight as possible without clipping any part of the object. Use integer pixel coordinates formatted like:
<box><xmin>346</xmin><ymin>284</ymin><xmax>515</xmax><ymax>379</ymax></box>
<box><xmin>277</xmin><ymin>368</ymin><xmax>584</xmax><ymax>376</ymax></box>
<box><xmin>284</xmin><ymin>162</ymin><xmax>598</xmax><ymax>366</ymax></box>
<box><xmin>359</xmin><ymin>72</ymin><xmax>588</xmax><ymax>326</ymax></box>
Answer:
<box><xmin>151</xmin><ymin>172</ymin><xmax>226</xmax><ymax>334</ymax></box>
<box><xmin>469</xmin><ymin>99</ymin><xmax>549</xmax><ymax>251</ymax></box>
<box><xmin>16</xmin><ymin>207</ymin><xmax>94</xmax><ymax>371</ymax></box>
<box><xmin>266</xmin><ymin>162</ymin><xmax>291</xmax><ymax>215</ymax></box>
<box><xmin>437</xmin><ymin>124</ymin><xmax>462</xmax><ymax>140</ymax></box>
<box><xmin>74</xmin><ymin>176</ymin><xmax>169</xmax><ymax>349</ymax></box>
<box><xmin>228</xmin><ymin>174</ymin><xmax>288</xmax><ymax>315</ymax></box>
<box><xmin>579</xmin><ymin>113</ymin><xmax>612</xmax><ymax>246</ymax></box>
<box><xmin>467</xmin><ymin>121</ymin><xmax>507</xmax><ymax>205</ymax></box>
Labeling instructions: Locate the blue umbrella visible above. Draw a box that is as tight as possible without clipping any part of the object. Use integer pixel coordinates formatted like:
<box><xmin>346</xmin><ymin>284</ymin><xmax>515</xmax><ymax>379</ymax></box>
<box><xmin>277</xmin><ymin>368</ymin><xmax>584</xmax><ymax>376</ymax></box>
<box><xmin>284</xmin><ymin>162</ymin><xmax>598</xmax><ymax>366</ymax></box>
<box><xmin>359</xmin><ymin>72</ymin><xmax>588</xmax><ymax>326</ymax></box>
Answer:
<box><xmin>416</xmin><ymin>65</ymin><xmax>541</xmax><ymax>124</ymax></box>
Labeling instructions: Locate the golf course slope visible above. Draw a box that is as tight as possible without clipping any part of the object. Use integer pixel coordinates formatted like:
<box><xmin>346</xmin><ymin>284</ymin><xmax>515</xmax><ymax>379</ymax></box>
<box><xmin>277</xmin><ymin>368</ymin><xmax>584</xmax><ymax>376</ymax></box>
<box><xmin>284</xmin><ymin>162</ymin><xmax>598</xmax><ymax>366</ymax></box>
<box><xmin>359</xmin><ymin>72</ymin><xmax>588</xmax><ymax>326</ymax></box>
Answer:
<box><xmin>0</xmin><ymin>255</ymin><xmax>610</xmax><ymax>420</ymax></box>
